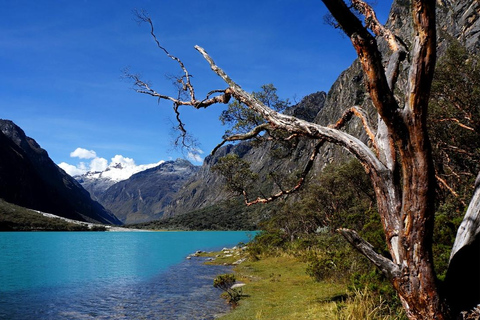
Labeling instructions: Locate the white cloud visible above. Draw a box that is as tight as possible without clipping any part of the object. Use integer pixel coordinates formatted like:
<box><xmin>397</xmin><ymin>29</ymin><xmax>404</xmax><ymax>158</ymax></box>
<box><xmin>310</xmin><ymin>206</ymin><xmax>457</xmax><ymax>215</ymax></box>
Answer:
<box><xmin>59</xmin><ymin>162</ymin><xmax>87</xmax><ymax>176</ymax></box>
<box><xmin>187</xmin><ymin>148</ymin><xmax>204</xmax><ymax>163</ymax></box>
<box><xmin>70</xmin><ymin>147</ymin><xmax>97</xmax><ymax>159</ymax></box>
<box><xmin>90</xmin><ymin>157</ymin><xmax>108</xmax><ymax>172</ymax></box>
<box><xmin>59</xmin><ymin>148</ymin><xmax>164</xmax><ymax>181</ymax></box>
<box><xmin>110</xmin><ymin>155</ymin><xmax>135</xmax><ymax>167</ymax></box>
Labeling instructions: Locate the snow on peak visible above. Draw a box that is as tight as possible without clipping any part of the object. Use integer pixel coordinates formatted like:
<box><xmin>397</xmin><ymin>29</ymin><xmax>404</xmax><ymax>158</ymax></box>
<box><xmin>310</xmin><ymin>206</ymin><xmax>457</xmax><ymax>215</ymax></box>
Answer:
<box><xmin>97</xmin><ymin>158</ymin><xmax>164</xmax><ymax>182</ymax></box>
<box><xmin>58</xmin><ymin>150</ymin><xmax>164</xmax><ymax>182</ymax></box>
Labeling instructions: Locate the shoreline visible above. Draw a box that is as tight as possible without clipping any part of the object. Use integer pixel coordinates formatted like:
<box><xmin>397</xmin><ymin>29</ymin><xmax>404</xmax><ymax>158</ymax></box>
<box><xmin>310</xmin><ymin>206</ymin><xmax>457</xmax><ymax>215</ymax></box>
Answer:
<box><xmin>186</xmin><ymin>246</ymin><xmax>247</xmax><ymax>319</ymax></box>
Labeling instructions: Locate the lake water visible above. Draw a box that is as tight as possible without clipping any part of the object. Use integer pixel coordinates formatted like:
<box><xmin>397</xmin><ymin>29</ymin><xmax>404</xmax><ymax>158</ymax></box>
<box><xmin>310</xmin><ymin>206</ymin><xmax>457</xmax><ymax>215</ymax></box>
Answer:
<box><xmin>0</xmin><ymin>231</ymin><xmax>253</xmax><ymax>319</ymax></box>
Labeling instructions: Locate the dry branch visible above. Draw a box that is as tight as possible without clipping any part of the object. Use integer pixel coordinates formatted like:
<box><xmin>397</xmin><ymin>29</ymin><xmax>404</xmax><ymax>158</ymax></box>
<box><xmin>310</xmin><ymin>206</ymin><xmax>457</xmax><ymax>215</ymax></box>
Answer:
<box><xmin>338</xmin><ymin>228</ymin><xmax>400</xmax><ymax>279</ymax></box>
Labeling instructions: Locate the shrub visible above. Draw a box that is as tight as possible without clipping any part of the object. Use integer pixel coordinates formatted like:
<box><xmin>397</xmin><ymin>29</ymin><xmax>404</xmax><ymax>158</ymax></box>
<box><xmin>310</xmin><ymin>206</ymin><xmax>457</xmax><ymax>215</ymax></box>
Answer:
<box><xmin>213</xmin><ymin>274</ymin><xmax>242</xmax><ymax>307</ymax></box>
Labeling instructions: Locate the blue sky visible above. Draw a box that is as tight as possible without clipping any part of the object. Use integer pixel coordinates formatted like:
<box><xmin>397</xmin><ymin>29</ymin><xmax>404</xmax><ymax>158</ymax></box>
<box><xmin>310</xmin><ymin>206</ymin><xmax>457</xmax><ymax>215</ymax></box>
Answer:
<box><xmin>0</xmin><ymin>0</ymin><xmax>393</xmax><ymax>174</ymax></box>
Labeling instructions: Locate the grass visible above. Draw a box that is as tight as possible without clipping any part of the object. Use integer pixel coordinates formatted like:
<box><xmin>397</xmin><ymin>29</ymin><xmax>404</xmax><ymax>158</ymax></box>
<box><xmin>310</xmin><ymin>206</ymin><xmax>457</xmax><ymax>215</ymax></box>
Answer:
<box><xmin>203</xmin><ymin>248</ymin><xmax>405</xmax><ymax>320</ymax></box>
<box><xmin>205</xmin><ymin>250</ymin><xmax>345</xmax><ymax>320</ymax></box>
<box><xmin>335</xmin><ymin>289</ymin><xmax>407</xmax><ymax>320</ymax></box>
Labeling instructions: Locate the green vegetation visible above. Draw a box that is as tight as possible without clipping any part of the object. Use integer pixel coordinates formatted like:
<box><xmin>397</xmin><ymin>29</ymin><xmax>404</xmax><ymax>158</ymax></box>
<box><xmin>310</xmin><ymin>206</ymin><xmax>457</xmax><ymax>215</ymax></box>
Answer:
<box><xmin>211</xmin><ymin>154</ymin><xmax>259</xmax><ymax>195</ymax></box>
<box><xmin>131</xmin><ymin>199</ymin><xmax>258</xmax><ymax>230</ymax></box>
<box><xmin>0</xmin><ymin>199</ymin><xmax>105</xmax><ymax>231</ymax></box>
<box><xmin>213</xmin><ymin>274</ymin><xmax>242</xmax><ymax>307</ymax></box>
<box><xmin>429</xmin><ymin>41</ymin><xmax>480</xmax><ymax>207</ymax></box>
<box><xmin>231</xmin><ymin>159</ymin><xmax>406</xmax><ymax>316</ymax></box>
<box><xmin>428</xmin><ymin>41</ymin><xmax>480</xmax><ymax>281</ymax></box>
<box><xmin>220</xmin><ymin>83</ymin><xmax>290</xmax><ymax>137</ymax></box>
<box><xmin>206</xmin><ymin>247</ymin><xmax>404</xmax><ymax>320</ymax></box>
<box><xmin>220</xmin><ymin>255</ymin><xmax>344</xmax><ymax>320</ymax></box>
<box><xmin>210</xmin><ymin>152</ymin><xmax>462</xmax><ymax>318</ymax></box>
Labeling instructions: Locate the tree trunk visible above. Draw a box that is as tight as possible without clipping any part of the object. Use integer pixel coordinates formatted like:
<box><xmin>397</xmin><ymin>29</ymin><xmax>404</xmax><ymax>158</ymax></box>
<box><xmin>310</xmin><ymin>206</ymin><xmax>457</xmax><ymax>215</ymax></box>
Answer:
<box><xmin>357</xmin><ymin>149</ymin><xmax>450</xmax><ymax>319</ymax></box>
<box><xmin>324</xmin><ymin>0</ymin><xmax>452</xmax><ymax>318</ymax></box>
<box><xmin>444</xmin><ymin>172</ymin><xmax>480</xmax><ymax>315</ymax></box>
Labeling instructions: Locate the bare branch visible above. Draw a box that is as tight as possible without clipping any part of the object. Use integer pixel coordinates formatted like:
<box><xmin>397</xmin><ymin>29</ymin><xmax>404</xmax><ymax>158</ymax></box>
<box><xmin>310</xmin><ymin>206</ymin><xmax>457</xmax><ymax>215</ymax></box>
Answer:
<box><xmin>134</xmin><ymin>9</ymin><xmax>196</xmax><ymax>101</ymax></box>
<box><xmin>435</xmin><ymin>174</ymin><xmax>467</xmax><ymax>207</ymax></box>
<box><xmin>321</xmin><ymin>0</ymin><xmax>401</xmax><ymax>132</ymax></box>
<box><xmin>338</xmin><ymin>228</ymin><xmax>401</xmax><ymax>279</ymax></box>
<box><xmin>352</xmin><ymin>0</ymin><xmax>404</xmax><ymax>53</ymax></box>
<box><xmin>211</xmin><ymin>123</ymin><xmax>271</xmax><ymax>155</ymax></box>
<box><xmin>404</xmin><ymin>0</ymin><xmax>437</xmax><ymax>115</ymax></box>
<box><xmin>332</xmin><ymin>106</ymin><xmax>379</xmax><ymax>156</ymax></box>
<box><xmin>195</xmin><ymin>45</ymin><xmax>385</xmax><ymax>175</ymax></box>
<box><xmin>128</xmin><ymin>11</ymin><xmax>237</xmax><ymax>150</ymax></box>
<box><xmin>244</xmin><ymin>139</ymin><xmax>323</xmax><ymax>206</ymax></box>
<box><xmin>435</xmin><ymin>118</ymin><xmax>476</xmax><ymax>132</ymax></box>
<box><xmin>239</xmin><ymin>104</ymin><xmax>379</xmax><ymax>206</ymax></box>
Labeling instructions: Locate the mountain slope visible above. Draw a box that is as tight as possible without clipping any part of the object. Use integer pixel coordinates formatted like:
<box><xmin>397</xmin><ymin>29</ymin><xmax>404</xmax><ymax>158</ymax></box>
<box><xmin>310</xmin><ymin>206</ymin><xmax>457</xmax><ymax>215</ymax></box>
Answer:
<box><xmin>0</xmin><ymin>119</ymin><xmax>121</xmax><ymax>225</ymax></box>
<box><xmin>96</xmin><ymin>159</ymin><xmax>199</xmax><ymax>224</ymax></box>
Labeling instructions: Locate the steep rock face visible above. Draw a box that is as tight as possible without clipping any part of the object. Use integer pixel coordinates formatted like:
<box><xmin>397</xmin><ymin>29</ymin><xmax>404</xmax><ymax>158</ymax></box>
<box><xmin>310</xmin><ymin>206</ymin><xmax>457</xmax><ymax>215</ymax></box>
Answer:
<box><xmin>438</xmin><ymin>0</ymin><xmax>480</xmax><ymax>52</ymax></box>
<box><xmin>98</xmin><ymin>159</ymin><xmax>198</xmax><ymax>224</ymax></box>
<box><xmin>0</xmin><ymin>120</ymin><xmax>121</xmax><ymax>225</ymax></box>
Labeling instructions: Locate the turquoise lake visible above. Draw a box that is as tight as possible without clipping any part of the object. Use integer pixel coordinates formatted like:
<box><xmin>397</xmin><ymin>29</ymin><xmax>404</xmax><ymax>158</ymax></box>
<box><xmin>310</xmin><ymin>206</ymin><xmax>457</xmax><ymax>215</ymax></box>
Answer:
<box><xmin>0</xmin><ymin>231</ymin><xmax>253</xmax><ymax>319</ymax></box>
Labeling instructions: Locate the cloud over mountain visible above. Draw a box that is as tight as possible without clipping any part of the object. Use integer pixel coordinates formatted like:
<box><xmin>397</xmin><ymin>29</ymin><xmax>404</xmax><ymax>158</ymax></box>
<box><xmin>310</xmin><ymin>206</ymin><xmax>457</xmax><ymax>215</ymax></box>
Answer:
<box><xmin>58</xmin><ymin>148</ymin><xmax>163</xmax><ymax>181</ymax></box>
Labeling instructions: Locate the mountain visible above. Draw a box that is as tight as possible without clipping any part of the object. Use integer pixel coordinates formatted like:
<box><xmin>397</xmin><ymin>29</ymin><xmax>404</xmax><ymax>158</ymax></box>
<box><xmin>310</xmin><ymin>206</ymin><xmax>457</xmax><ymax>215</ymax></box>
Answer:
<box><xmin>93</xmin><ymin>159</ymin><xmax>199</xmax><ymax>224</ymax></box>
<box><xmin>75</xmin><ymin>160</ymin><xmax>164</xmax><ymax>201</ymax></box>
<box><xmin>0</xmin><ymin>119</ymin><xmax>121</xmax><ymax>225</ymax></box>
<box><xmin>47</xmin><ymin>0</ymin><xmax>480</xmax><ymax>229</ymax></box>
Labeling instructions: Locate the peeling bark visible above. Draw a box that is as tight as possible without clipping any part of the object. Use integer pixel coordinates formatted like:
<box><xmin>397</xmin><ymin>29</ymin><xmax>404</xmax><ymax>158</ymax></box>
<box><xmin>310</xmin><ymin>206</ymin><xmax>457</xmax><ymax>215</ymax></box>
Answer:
<box><xmin>338</xmin><ymin>228</ymin><xmax>401</xmax><ymax>278</ymax></box>
<box><xmin>450</xmin><ymin>172</ymin><xmax>480</xmax><ymax>260</ymax></box>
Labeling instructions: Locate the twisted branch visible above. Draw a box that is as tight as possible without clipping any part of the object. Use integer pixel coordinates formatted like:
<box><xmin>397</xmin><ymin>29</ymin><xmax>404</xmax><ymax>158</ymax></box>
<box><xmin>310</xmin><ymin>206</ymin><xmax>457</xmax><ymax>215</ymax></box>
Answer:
<box><xmin>211</xmin><ymin>123</ymin><xmax>271</xmax><ymax>155</ymax></box>
<box><xmin>134</xmin><ymin>9</ymin><xmax>196</xmax><ymax>101</ymax></box>
<box><xmin>242</xmin><ymin>104</ymin><xmax>379</xmax><ymax>206</ymax></box>
<box><xmin>352</xmin><ymin>0</ymin><xmax>405</xmax><ymax>53</ymax></box>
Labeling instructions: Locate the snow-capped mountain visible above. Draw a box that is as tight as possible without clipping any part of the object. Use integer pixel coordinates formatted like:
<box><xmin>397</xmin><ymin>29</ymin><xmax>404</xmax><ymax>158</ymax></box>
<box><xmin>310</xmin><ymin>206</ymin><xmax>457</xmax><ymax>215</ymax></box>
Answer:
<box><xmin>96</xmin><ymin>159</ymin><xmax>199</xmax><ymax>224</ymax></box>
<box><xmin>74</xmin><ymin>160</ymin><xmax>164</xmax><ymax>201</ymax></box>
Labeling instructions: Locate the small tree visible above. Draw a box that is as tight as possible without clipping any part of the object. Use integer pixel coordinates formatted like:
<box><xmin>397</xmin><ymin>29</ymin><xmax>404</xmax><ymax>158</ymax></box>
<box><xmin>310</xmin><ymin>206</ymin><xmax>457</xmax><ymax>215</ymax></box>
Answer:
<box><xmin>213</xmin><ymin>274</ymin><xmax>241</xmax><ymax>307</ymax></box>
<box><xmin>128</xmin><ymin>1</ymin><xmax>480</xmax><ymax>319</ymax></box>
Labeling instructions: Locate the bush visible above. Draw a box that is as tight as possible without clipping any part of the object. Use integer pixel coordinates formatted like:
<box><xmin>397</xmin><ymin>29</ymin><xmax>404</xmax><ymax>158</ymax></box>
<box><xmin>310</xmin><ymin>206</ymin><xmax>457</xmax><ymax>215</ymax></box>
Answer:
<box><xmin>213</xmin><ymin>274</ymin><xmax>242</xmax><ymax>307</ymax></box>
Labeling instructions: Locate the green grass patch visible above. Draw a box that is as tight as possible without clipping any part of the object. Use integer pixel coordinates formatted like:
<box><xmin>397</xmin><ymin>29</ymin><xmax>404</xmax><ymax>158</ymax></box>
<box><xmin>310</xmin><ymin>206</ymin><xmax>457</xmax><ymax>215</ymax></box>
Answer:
<box><xmin>204</xmin><ymin>246</ymin><xmax>405</xmax><ymax>319</ymax></box>
<box><xmin>217</xmin><ymin>254</ymin><xmax>345</xmax><ymax>320</ymax></box>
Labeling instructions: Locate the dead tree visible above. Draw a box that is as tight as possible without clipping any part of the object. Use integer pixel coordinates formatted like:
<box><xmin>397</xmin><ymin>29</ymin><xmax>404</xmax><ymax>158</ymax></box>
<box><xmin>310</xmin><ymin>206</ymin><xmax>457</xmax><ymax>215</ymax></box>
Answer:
<box><xmin>128</xmin><ymin>1</ymin><xmax>480</xmax><ymax>318</ymax></box>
